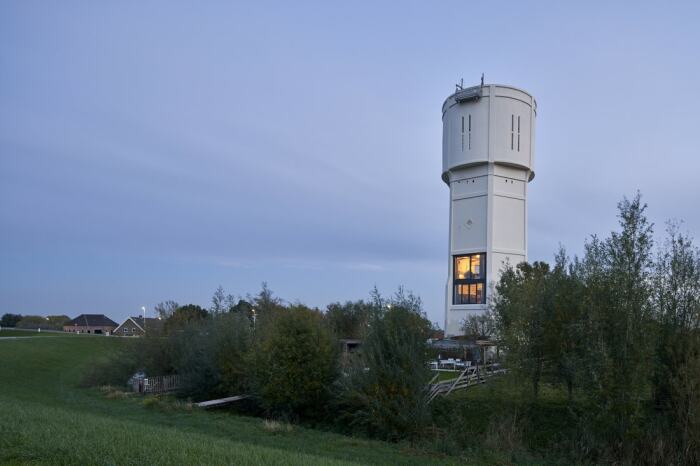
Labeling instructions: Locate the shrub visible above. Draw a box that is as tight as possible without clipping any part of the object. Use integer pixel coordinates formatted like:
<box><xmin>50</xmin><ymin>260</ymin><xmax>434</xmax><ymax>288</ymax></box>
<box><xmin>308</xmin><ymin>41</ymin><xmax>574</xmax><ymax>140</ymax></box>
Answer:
<box><xmin>336</xmin><ymin>304</ymin><xmax>433</xmax><ymax>441</ymax></box>
<box><xmin>163</xmin><ymin>304</ymin><xmax>208</xmax><ymax>334</ymax></box>
<box><xmin>214</xmin><ymin>313</ymin><xmax>254</xmax><ymax>396</ymax></box>
<box><xmin>0</xmin><ymin>313</ymin><xmax>22</xmax><ymax>327</ymax></box>
<box><xmin>81</xmin><ymin>336</ymin><xmax>173</xmax><ymax>389</ymax></box>
<box><xmin>16</xmin><ymin>315</ymin><xmax>59</xmax><ymax>330</ymax></box>
<box><xmin>325</xmin><ymin>300</ymin><xmax>372</xmax><ymax>339</ymax></box>
<box><xmin>250</xmin><ymin>305</ymin><xmax>337</xmax><ymax>420</ymax></box>
<box><xmin>171</xmin><ymin>312</ymin><xmax>252</xmax><ymax>400</ymax></box>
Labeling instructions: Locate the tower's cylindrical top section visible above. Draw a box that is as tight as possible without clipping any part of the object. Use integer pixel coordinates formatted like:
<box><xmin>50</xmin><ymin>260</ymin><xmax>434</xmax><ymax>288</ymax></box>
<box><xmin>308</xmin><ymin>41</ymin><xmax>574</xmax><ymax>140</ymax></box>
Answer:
<box><xmin>442</xmin><ymin>84</ymin><xmax>536</xmax><ymax>183</ymax></box>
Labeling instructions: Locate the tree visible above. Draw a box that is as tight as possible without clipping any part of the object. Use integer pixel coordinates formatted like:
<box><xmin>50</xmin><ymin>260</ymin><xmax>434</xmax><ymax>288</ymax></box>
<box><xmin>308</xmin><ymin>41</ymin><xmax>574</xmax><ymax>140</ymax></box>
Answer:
<box><xmin>211</xmin><ymin>286</ymin><xmax>227</xmax><ymax>314</ymax></box>
<box><xmin>0</xmin><ymin>313</ymin><xmax>22</xmax><ymax>327</ymax></box>
<box><xmin>16</xmin><ymin>315</ymin><xmax>61</xmax><ymax>330</ymax></box>
<box><xmin>163</xmin><ymin>304</ymin><xmax>208</xmax><ymax>334</ymax></box>
<box><xmin>250</xmin><ymin>282</ymin><xmax>285</xmax><ymax>329</ymax></box>
<box><xmin>46</xmin><ymin>315</ymin><xmax>70</xmax><ymax>328</ymax></box>
<box><xmin>249</xmin><ymin>305</ymin><xmax>337</xmax><ymax>420</ymax></box>
<box><xmin>493</xmin><ymin>261</ymin><xmax>552</xmax><ymax>398</ymax></box>
<box><xmin>154</xmin><ymin>300</ymin><xmax>179</xmax><ymax>320</ymax></box>
<box><xmin>230</xmin><ymin>299</ymin><xmax>253</xmax><ymax>315</ymax></box>
<box><xmin>325</xmin><ymin>300</ymin><xmax>372</xmax><ymax>339</ymax></box>
<box><xmin>547</xmin><ymin>247</ymin><xmax>587</xmax><ymax>400</ymax></box>
<box><xmin>461</xmin><ymin>309</ymin><xmax>496</xmax><ymax>341</ymax></box>
<box><xmin>391</xmin><ymin>286</ymin><xmax>424</xmax><ymax>315</ymax></box>
<box><xmin>170</xmin><ymin>312</ymin><xmax>252</xmax><ymax>400</ymax></box>
<box><xmin>215</xmin><ymin>312</ymin><xmax>254</xmax><ymax>396</ymax></box>
<box><xmin>575</xmin><ymin>193</ymin><xmax>655</xmax><ymax>458</ymax></box>
<box><xmin>210</xmin><ymin>286</ymin><xmax>237</xmax><ymax>314</ymax></box>
<box><xmin>336</xmin><ymin>294</ymin><xmax>433</xmax><ymax>441</ymax></box>
<box><xmin>492</xmin><ymin>247</ymin><xmax>588</xmax><ymax>401</ymax></box>
<box><xmin>651</xmin><ymin>222</ymin><xmax>700</xmax><ymax>464</ymax></box>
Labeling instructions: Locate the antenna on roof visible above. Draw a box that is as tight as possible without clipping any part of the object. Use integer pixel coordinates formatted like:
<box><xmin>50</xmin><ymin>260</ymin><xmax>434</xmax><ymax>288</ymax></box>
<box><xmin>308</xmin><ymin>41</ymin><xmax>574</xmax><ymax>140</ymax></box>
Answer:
<box><xmin>455</xmin><ymin>78</ymin><xmax>464</xmax><ymax>92</ymax></box>
<box><xmin>480</xmin><ymin>73</ymin><xmax>484</xmax><ymax>88</ymax></box>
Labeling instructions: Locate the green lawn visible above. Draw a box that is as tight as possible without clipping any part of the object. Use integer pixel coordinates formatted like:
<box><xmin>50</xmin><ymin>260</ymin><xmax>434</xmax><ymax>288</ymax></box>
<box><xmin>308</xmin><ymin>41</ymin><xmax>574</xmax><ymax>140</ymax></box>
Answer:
<box><xmin>432</xmin><ymin>376</ymin><xmax>579</xmax><ymax>464</ymax></box>
<box><xmin>0</xmin><ymin>336</ymin><xmax>461</xmax><ymax>465</ymax></box>
<box><xmin>432</xmin><ymin>370</ymin><xmax>464</xmax><ymax>382</ymax></box>
<box><xmin>0</xmin><ymin>328</ymin><xmax>69</xmax><ymax>337</ymax></box>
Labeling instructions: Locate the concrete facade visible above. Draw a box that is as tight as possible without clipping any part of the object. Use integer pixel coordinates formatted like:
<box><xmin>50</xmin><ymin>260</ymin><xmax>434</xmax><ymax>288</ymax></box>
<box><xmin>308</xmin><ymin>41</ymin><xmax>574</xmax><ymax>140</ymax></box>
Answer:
<box><xmin>442</xmin><ymin>84</ymin><xmax>536</xmax><ymax>336</ymax></box>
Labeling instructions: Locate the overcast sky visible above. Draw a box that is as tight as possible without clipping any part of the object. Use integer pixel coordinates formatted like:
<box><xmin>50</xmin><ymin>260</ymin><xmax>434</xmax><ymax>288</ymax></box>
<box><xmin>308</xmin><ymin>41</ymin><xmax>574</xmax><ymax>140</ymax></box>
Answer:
<box><xmin>2</xmin><ymin>1</ymin><xmax>699</xmax><ymax>326</ymax></box>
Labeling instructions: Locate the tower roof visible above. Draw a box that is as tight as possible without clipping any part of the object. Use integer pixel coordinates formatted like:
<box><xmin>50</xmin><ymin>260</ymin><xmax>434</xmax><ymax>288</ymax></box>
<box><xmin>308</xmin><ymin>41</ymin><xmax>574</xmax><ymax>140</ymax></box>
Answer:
<box><xmin>66</xmin><ymin>314</ymin><xmax>118</xmax><ymax>327</ymax></box>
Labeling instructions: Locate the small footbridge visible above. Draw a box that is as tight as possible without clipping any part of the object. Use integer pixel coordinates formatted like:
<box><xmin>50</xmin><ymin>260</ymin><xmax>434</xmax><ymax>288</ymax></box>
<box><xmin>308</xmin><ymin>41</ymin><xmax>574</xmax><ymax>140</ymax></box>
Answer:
<box><xmin>427</xmin><ymin>363</ymin><xmax>505</xmax><ymax>403</ymax></box>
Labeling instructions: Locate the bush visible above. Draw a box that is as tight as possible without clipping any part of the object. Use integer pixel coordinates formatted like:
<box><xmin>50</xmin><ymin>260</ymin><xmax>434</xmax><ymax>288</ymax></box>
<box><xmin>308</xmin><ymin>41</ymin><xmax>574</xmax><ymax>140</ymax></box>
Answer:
<box><xmin>336</xmin><ymin>304</ymin><xmax>433</xmax><ymax>442</ymax></box>
<box><xmin>325</xmin><ymin>300</ymin><xmax>372</xmax><ymax>339</ymax></box>
<box><xmin>80</xmin><ymin>340</ymin><xmax>143</xmax><ymax>388</ymax></box>
<box><xmin>81</xmin><ymin>334</ymin><xmax>175</xmax><ymax>389</ymax></box>
<box><xmin>163</xmin><ymin>304</ymin><xmax>208</xmax><ymax>334</ymax></box>
<box><xmin>16</xmin><ymin>315</ymin><xmax>65</xmax><ymax>330</ymax></box>
<box><xmin>0</xmin><ymin>313</ymin><xmax>22</xmax><ymax>327</ymax></box>
<box><xmin>250</xmin><ymin>305</ymin><xmax>337</xmax><ymax>420</ymax></box>
<box><xmin>170</xmin><ymin>312</ymin><xmax>252</xmax><ymax>400</ymax></box>
<box><xmin>214</xmin><ymin>313</ymin><xmax>254</xmax><ymax>396</ymax></box>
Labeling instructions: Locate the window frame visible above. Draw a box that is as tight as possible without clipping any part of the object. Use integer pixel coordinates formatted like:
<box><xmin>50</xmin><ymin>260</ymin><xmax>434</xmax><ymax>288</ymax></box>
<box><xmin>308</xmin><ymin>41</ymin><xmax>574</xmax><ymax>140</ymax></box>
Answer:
<box><xmin>452</xmin><ymin>253</ymin><xmax>487</xmax><ymax>305</ymax></box>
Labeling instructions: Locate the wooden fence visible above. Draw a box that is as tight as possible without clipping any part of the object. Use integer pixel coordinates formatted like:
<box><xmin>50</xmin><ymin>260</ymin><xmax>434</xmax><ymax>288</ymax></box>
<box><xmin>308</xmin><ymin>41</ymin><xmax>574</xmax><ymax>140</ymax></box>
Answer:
<box><xmin>427</xmin><ymin>363</ymin><xmax>505</xmax><ymax>403</ymax></box>
<box><xmin>132</xmin><ymin>374</ymin><xmax>182</xmax><ymax>394</ymax></box>
<box><xmin>130</xmin><ymin>365</ymin><xmax>502</xmax><ymax>400</ymax></box>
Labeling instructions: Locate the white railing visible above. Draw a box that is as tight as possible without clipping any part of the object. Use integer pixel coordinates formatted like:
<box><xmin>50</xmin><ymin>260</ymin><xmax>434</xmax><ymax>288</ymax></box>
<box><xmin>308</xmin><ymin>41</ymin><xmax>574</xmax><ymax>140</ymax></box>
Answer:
<box><xmin>132</xmin><ymin>374</ymin><xmax>182</xmax><ymax>394</ymax></box>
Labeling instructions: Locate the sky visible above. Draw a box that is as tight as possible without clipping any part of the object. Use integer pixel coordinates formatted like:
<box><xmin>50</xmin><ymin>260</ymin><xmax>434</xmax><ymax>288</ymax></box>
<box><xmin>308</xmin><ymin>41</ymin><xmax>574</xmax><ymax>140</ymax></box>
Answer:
<box><xmin>1</xmin><ymin>0</ymin><xmax>699</xmax><ymax>326</ymax></box>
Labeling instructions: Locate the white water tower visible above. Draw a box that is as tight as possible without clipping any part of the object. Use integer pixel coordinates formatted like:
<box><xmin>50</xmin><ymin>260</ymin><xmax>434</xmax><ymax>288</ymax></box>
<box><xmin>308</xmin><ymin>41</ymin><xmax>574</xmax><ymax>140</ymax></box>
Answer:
<box><xmin>441</xmin><ymin>82</ymin><xmax>536</xmax><ymax>336</ymax></box>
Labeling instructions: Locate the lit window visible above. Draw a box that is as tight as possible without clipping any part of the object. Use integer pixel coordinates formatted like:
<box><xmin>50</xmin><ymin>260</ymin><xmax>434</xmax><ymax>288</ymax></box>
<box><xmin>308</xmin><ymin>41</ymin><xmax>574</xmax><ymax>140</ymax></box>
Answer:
<box><xmin>453</xmin><ymin>253</ymin><xmax>486</xmax><ymax>304</ymax></box>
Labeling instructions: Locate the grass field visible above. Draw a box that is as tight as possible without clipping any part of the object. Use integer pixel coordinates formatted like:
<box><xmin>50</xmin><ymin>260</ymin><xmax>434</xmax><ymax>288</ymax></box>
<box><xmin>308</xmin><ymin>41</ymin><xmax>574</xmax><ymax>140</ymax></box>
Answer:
<box><xmin>0</xmin><ymin>328</ymin><xmax>69</xmax><ymax>337</ymax></box>
<box><xmin>432</xmin><ymin>370</ymin><xmax>464</xmax><ymax>382</ymax></box>
<box><xmin>0</xmin><ymin>336</ymin><xmax>463</xmax><ymax>465</ymax></box>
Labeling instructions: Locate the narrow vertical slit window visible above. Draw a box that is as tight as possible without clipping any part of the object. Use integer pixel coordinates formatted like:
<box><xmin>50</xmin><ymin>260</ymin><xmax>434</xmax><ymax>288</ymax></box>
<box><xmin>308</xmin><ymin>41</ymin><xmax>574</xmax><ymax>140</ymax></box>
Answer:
<box><xmin>517</xmin><ymin>116</ymin><xmax>521</xmax><ymax>151</ymax></box>
<box><xmin>510</xmin><ymin>114</ymin><xmax>514</xmax><ymax>150</ymax></box>
<box><xmin>461</xmin><ymin>116</ymin><xmax>465</xmax><ymax>152</ymax></box>
<box><xmin>468</xmin><ymin>114</ymin><xmax>471</xmax><ymax>150</ymax></box>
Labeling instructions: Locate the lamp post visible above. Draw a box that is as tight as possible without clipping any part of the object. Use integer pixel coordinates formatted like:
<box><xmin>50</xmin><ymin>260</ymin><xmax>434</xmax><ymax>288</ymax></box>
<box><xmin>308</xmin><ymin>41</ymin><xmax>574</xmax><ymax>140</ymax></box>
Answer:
<box><xmin>141</xmin><ymin>306</ymin><xmax>146</xmax><ymax>335</ymax></box>
<box><xmin>251</xmin><ymin>308</ymin><xmax>256</xmax><ymax>331</ymax></box>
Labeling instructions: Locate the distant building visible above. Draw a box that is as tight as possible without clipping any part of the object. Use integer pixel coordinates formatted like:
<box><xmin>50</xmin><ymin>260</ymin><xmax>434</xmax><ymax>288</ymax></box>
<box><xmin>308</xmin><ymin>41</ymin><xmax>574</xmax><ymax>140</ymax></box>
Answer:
<box><xmin>112</xmin><ymin>316</ymin><xmax>164</xmax><ymax>337</ymax></box>
<box><xmin>338</xmin><ymin>338</ymin><xmax>362</xmax><ymax>367</ymax></box>
<box><xmin>63</xmin><ymin>314</ymin><xmax>118</xmax><ymax>334</ymax></box>
<box><xmin>339</xmin><ymin>338</ymin><xmax>362</xmax><ymax>355</ymax></box>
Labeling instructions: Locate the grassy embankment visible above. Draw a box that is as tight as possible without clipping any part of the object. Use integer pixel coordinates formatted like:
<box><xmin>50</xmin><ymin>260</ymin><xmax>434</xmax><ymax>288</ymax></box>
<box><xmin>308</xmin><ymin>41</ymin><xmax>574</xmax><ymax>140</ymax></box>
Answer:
<box><xmin>0</xmin><ymin>328</ymin><xmax>66</xmax><ymax>337</ymax></box>
<box><xmin>0</xmin><ymin>336</ymin><xmax>464</xmax><ymax>465</ymax></box>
